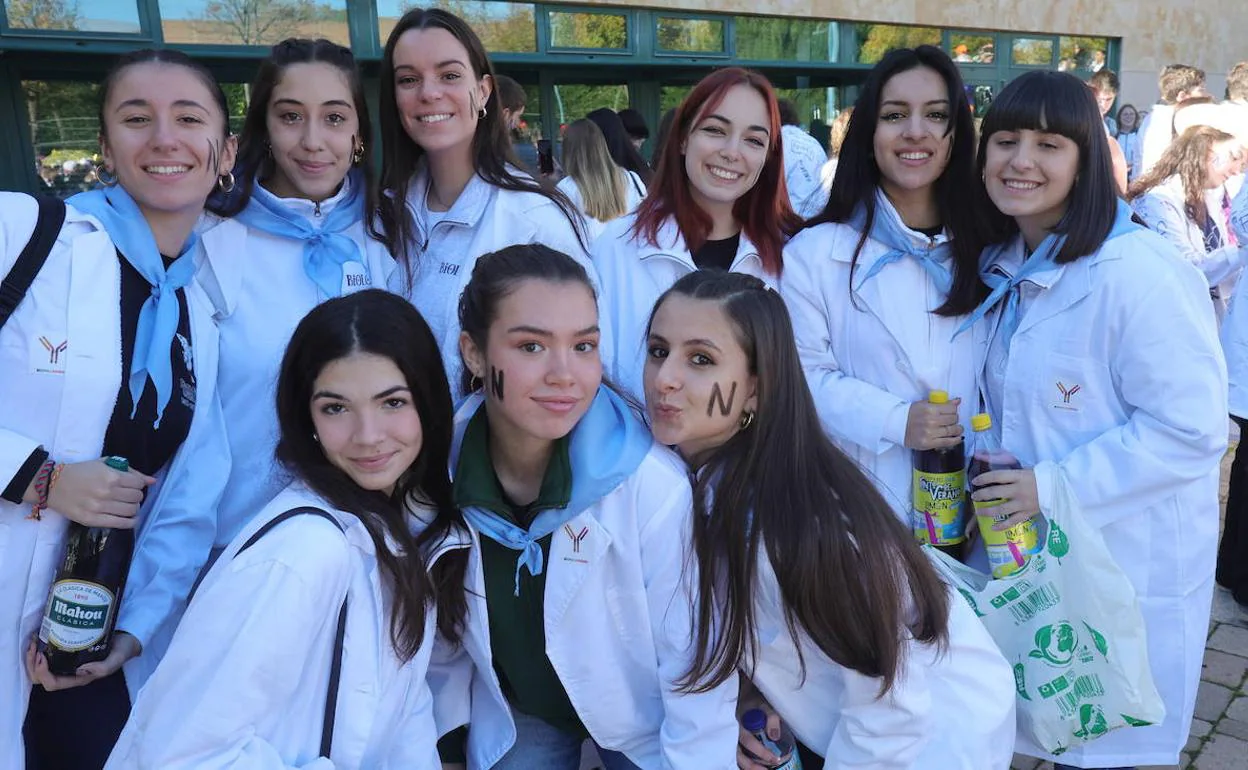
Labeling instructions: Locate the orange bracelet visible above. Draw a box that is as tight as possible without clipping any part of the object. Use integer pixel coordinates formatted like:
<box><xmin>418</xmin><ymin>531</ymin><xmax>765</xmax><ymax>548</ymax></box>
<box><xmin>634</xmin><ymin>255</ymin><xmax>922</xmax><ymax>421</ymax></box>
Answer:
<box><xmin>29</xmin><ymin>463</ymin><xmax>64</xmax><ymax>521</ymax></box>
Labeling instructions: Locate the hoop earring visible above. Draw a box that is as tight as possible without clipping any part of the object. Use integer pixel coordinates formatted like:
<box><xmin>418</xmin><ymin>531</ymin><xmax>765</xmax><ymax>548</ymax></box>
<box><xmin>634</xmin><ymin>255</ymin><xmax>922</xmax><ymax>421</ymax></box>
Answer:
<box><xmin>97</xmin><ymin>167</ymin><xmax>117</xmax><ymax>187</ymax></box>
<box><xmin>352</xmin><ymin>142</ymin><xmax>366</xmax><ymax>165</ymax></box>
<box><xmin>312</xmin><ymin>432</ymin><xmax>319</xmax><ymax>443</ymax></box>
<box><xmin>739</xmin><ymin>411</ymin><xmax>755</xmax><ymax>430</ymax></box>
<box><xmin>217</xmin><ymin>171</ymin><xmax>236</xmax><ymax>193</ymax></box>
<box><xmin>478</xmin><ymin>105</ymin><xmax>487</xmax><ymax>120</ymax></box>
<box><xmin>469</xmin><ymin>374</ymin><xmax>483</xmax><ymax>392</ymax></box>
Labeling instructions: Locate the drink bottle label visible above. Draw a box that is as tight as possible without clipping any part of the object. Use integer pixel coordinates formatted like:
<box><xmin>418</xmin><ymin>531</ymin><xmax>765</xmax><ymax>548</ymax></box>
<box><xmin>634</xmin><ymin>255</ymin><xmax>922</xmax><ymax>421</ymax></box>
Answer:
<box><xmin>974</xmin><ymin>499</ymin><xmax>1042</xmax><ymax>578</ymax></box>
<box><xmin>38</xmin><ymin>580</ymin><xmax>113</xmax><ymax>652</ymax></box>
<box><xmin>912</xmin><ymin>469</ymin><xmax>966</xmax><ymax>545</ymax></box>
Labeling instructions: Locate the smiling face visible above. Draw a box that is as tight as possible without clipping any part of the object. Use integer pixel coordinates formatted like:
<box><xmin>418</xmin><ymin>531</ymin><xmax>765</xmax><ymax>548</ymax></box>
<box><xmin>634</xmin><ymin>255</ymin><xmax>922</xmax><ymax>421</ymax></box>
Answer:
<box><xmin>873</xmin><ymin>66</ymin><xmax>954</xmax><ymax>200</ymax></box>
<box><xmin>99</xmin><ymin>61</ymin><xmax>236</xmax><ymax>221</ymax></box>
<box><xmin>681</xmin><ymin>84</ymin><xmax>771</xmax><ymax>220</ymax></box>
<box><xmin>1118</xmin><ymin>105</ymin><xmax>1138</xmax><ymax>132</ymax></box>
<box><xmin>983</xmin><ymin>127</ymin><xmax>1080</xmax><ymax>249</ymax></box>
<box><xmin>1208</xmin><ymin>139</ymin><xmax>1245</xmax><ymax>189</ymax></box>
<box><xmin>643</xmin><ymin>294</ymin><xmax>757</xmax><ymax>465</ymax></box>
<box><xmin>311</xmin><ymin>352</ymin><xmax>424</xmax><ymax>496</ymax></box>
<box><xmin>460</xmin><ymin>278</ymin><xmax>602</xmax><ymax>445</ymax></box>
<box><xmin>264</xmin><ymin>62</ymin><xmax>360</xmax><ymax>202</ymax></box>
<box><xmin>392</xmin><ymin>27</ymin><xmax>491</xmax><ymax>161</ymax></box>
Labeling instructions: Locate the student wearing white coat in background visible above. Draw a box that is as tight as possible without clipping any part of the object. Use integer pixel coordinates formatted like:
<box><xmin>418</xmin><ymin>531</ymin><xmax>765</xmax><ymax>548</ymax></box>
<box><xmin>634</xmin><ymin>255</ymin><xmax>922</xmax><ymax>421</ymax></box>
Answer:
<box><xmin>781</xmin><ymin>46</ymin><xmax>991</xmax><ymax>521</ymax></box>
<box><xmin>967</xmin><ymin>71</ymin><xmax>1227</xmax><ymax>769</ymax></box>
<box><xmin>432</xmin><ymin>246</ymin><xmax>738</xmax><ymax>770</ymax></box>
<box><xmin>107</xmin><ymin>290</ymin><xmax>471</xmax><ymax>769</ymax></box>
<box><xmin>1128</xmin><ymin>123</ymin><xmax>1247</xmax><ymax>324</ymax></box>
<box><xmin>5</xmin><ymin>50</ymin><xmax>236</xmax><ymax>769</ymax></box>
<box><xmin>1216</xmin><ymin>183</ymin><xmax>1248</xmax><ymax>607</ymax></box>
<box><xmin>555</xmin><ymin>119</ymin><xmax>644</xmax><ymax>242</ymax></box>
<box><xmin>375</xmin><ymin>8</ymin><xmax>599</xmax><ymax>397</ymax></box>
<box><xmin>197</xmin><ymin>39</ymin><xmax>396</xmax><ymax>549</ymax></box>
<box><xmin>593</xmin><ymin>67</ymin><xmax>801</xmax><ymax>401</ymax></box>
<box><xmin>643</xmin><ymin>271</ymin><xmax>1016</xmax><ymax>770</ymax></box>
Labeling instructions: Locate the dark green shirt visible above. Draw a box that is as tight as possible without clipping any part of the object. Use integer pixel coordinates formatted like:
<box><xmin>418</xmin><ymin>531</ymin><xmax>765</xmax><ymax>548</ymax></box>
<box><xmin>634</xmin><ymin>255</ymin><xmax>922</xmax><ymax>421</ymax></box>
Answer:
<box><xmin>453</xmin><ymin>408</ymin><xmax>587</xmax><ymax>739</ymax></box>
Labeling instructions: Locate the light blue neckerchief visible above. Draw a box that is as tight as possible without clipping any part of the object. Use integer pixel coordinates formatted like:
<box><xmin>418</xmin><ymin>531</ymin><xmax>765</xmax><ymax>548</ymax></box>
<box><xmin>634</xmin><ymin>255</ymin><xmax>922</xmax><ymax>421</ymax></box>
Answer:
<box><xmin>460</xmin><ymin>386</ymin><xmax>652</xmax><ymax>595</ymax></box>
<box><xmin>234</xmin><ymin>171</ymin><xmax>364</xmax><ymax>298</ymax></box>
<box><xmin>69</xmin><ymin>185</ymin><xmax>198</xmax><ymax>426</ymax></box>
<box><xmin>849</xmin><ymin>191</ymin><xmax>954</xmax><ymax>295</ymax></box>
<box><xmin>953</xmin><ymin>199</ymin><xmax>1143</xmax><ymax>342</ymax></box>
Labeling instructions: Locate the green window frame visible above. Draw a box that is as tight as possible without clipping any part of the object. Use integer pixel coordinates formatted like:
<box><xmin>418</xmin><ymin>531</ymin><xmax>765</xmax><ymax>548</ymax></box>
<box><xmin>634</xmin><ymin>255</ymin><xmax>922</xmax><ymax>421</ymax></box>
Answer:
<box><xmin>1</xmin><ymin>0</ymin><xmax>154</xmax><ymax>40</ymax></box>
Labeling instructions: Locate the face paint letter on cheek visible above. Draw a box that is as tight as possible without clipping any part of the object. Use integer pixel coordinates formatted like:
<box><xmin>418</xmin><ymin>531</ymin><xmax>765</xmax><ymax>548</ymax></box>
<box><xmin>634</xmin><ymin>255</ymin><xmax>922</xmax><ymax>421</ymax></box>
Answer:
<box><xmin>707</xmin><ymin>381</ymin><xmax>738</xmax><ymax>418</ymax></box>
<box><xmin>490</xmin><ymin>365</ymin><xmax>505</xmax><ymax>401</ymax></box>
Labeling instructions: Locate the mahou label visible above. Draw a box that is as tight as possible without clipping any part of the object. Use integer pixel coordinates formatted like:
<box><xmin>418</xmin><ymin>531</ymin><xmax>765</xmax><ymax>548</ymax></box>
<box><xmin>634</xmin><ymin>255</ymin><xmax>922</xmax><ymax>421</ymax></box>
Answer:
<box><xmin>39</xmin><ymin>580</ymin><xmax>113</xmax><ymax>652</ymax></box>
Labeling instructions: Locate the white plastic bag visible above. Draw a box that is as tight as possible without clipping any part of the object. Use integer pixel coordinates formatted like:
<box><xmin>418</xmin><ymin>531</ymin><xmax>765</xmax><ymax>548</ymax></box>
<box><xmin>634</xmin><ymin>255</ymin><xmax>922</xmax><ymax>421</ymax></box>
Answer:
<box><xmin>927</xmin><ymin>461</ymin><xmax>1165</xmax><ymax>755</ymax></box>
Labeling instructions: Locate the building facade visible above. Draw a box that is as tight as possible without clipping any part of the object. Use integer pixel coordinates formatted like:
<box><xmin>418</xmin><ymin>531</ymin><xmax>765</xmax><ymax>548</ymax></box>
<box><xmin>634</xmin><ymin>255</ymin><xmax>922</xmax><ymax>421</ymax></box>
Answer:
<box><xmin>0</xmin><ymin>0</ymin><xmax>1226</xmax><ymax>196</ymax></box>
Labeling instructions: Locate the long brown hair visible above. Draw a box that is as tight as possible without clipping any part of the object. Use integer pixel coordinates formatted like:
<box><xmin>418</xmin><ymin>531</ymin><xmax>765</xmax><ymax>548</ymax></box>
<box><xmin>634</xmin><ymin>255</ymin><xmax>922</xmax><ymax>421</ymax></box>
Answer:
<box><xmin>562</xmin><ymin>119</ymin><xmax>629</xmax><ymax>223</ymax></box>
<box><xmin>631</xmin><ymin>68</ymin><xmax>800</xmax><ymax>276</ymax></box>
<box><xmin>653</xmin><ymin>271</ymin><xmax>950</xmax><ymax>694</ymax></box>
<box><xmin>1128</xmin><ymin>125</ymin><xmax>1235</xmax><ymax>228</ymax></box>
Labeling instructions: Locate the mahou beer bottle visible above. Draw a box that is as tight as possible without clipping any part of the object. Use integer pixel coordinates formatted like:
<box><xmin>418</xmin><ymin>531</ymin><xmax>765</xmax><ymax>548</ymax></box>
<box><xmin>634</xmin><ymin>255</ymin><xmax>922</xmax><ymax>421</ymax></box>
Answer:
<box><xmin>38</xmin><ymin>456</ymin><xmax>136</xmax><ymax>675</ymax></box>
<box><xmin>911</xmin><ymin>390</ymin><xmax>966</xmax><ymax>559</ymax></box>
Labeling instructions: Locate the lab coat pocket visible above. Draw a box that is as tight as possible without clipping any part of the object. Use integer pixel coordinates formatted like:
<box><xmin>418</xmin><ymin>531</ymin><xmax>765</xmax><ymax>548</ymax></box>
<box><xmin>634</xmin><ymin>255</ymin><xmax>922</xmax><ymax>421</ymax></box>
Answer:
<box><xmin>1038</xmin><ymin>352</ymin><xmax>1113</xmax><ymax>434</ymax></box>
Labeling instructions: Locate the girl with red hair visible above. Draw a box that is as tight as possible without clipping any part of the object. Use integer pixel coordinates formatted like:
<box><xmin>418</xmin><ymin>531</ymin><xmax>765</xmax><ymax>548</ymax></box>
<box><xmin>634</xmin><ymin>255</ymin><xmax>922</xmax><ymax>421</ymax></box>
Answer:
<box><xmin>593</xmin><ymin>68</ymin><xmax>800</xmax><ymax>400</ymax></box>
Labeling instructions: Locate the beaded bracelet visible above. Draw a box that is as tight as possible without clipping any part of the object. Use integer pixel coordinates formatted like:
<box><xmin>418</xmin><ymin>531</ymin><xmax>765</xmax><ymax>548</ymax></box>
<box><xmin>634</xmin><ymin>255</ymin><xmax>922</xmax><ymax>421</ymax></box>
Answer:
<box><xmin>27</xmin><ymin>459</ymin><xmax>56</xmax><ymax>521</ymax></box>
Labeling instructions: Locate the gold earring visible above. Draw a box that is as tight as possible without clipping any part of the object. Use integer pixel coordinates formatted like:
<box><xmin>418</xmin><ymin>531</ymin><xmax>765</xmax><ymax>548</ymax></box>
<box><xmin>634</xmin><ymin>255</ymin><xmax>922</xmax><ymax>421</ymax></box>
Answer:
<box><xmin>352</xmin><ymin>142</ymin><xmax>365</xmax><ymax>165</ymax></box>
<box><xmin>739</xmin><ymin>411</ymin><xmax>755</xmax><ymax>430</ymax></box>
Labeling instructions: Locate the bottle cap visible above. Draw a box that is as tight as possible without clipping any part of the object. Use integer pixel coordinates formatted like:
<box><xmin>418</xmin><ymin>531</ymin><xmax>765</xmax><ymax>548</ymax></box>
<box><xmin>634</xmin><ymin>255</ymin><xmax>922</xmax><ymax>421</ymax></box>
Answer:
<box><xmin>741</xmin><ymin>708</ymin><xmax>768</xmax><ymax>732</ymax></box>
<box><xmin>104</xmin><ymin>456</ymin><xmax>130</xmax><ymax>472</ymax></box>
<box><xmin>971</xmin><ymin>413</ymin><xmax>992</xmax><ymax>432</ymax></box>
<box><xmin>929</xmin><ymin>389</ymin><xmax>949</xmax><ymax>404</ymax></box>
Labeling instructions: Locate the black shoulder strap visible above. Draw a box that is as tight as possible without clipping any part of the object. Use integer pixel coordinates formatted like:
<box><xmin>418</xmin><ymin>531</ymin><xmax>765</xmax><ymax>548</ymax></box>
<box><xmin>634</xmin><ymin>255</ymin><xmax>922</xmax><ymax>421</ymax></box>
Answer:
<box><xmin>0</xmin><ymin>197</ymin><xmax>67</xmax><ymax>332</ymax></box>
<box><xmin>236</xmin><ymin>506</ymin><xmax>349</xmax><ymax>760</ymax></box>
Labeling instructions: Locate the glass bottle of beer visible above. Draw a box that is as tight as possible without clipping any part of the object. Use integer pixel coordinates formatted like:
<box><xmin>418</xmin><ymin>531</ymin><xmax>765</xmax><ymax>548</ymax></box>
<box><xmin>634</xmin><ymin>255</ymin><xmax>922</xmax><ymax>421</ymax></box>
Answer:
<box><xmin>911</xmin><ymin>390</ymin><xmax>966</xmax><ymax>559</ymax></box>
<box><xmin>38</xmin><ymin>456</ymin><xmax>136</xmax><ymax>676</ymax></box>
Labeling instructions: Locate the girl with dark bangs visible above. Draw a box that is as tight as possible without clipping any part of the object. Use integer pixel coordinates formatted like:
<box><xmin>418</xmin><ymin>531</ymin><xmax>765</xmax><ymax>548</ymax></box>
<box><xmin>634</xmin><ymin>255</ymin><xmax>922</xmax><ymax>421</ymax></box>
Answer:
<box><xmin>642</xmin><ymin>270</ymin><xmax>1016</xmax><ymax>769</ymax></box>
<box><xmin>593</xmin><ymin>67</ymin><xmax>801</xmax><ymax>400</ymax></box>
<box><xmin>781</xmin><ymin>45</ymin><xmax>990</xmax><ymax>526</ymax></box>
<box><xmin>966</xmin><ymin>70</ymin><xmax>1227</xmax><ymax>769</ymax></box>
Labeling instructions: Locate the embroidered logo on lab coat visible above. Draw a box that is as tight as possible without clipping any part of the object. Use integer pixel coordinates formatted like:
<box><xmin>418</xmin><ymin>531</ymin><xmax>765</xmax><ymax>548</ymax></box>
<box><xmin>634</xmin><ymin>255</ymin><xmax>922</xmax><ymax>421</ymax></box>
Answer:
<box><xmin>33</xmin><ymin>336</ymin><xmax>67</xmax><ymax>375</ymax></box>
<box><xmin>1054</xmin><ymin>381</ymin><xmax>1082</xmax><ymax>411</ymax></box>
<box><xmin>562</xmin><ymin>524</ymin><xmax>589</xmax><ymax>564</ymax></box>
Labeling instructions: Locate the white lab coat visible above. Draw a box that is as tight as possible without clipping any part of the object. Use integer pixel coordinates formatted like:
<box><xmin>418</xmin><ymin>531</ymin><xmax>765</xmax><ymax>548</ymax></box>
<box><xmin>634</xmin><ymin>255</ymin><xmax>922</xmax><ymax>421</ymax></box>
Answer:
<box><xmin>1131</xmin><ymin>176</ymin><xmax>1245</xmax><ymax>322</ymax></box>
<box><xmin>1224</xmin><ymin>275</ymin><xmax>1248</xmax><ymax>419</ymax></box>
<box><xmin>0</xmin><ymin>192</ymin><xmax>228</xmax><ymax>768</ymax></box>
<box><xmin>979</xmin><ymin>228</ymin><xmax>1227</xmax><ymax>766</ymax></box>
<box><xmin>1138</xmin><ymin>104</ymin><xmax>1176</xmax><ymax>178</ymax></box>
<box><xmin>749</xmin><ymin>555</ymin><xmax>1016</xmax><ymax>769</ymax></box>
<box><xmin>196</xmin><ymin>182</ymin><xmax>397</xmax><ymax>547</ymax></box>
<box><xmin>429</xmin><ymin>396</ymin><xmax>739</xmax><ymax>770</ymax></box>
<box><xmin>555</xmin><ymin>170</ymin><xmax>645</xmax><ymax>242</ymax></box>
<box><xmin>592</xmin><ymin>213</ymin><xmax>775</xmax><ymax>401</ymax></box>
<box><xmin>387</xmin><ymin>165</ymin><xmax>601</xmax><ymax>398</ymax></box>
<box><xmin>107</xmin><ymin>483</ymin><xmax>457</xmax><ymax>769</ymax></box>
<box><xmin>781</xmin><ymin>196</ymin><xmax>982</xmax><ymax>520</ymax></box>
<box><xmin>781</xmin><ymin>124</ymin><xmax>831</xmax><ymax>218</ymax></box>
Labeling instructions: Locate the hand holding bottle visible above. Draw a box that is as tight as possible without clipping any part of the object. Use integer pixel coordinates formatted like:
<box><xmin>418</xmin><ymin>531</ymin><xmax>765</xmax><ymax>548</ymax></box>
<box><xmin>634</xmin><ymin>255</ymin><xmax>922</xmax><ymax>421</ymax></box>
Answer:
<box><xmin>970</xmin><ymin>467</ymin><xmax>1041</xmax><ymax>529</ymax></box>
<box><xmin>904</xmin><ymin>397</ymin><xmax>962</xmax><ymax>451</ymax></box>
<box><xmin>738</xmin><ymin>704</ymin><xmax>786</xmax><ymax>769</ymax></box>
<box><xmin>24</xmin><ymin>457</ymin><xmax>155</xmax><ymax>528</ymax></box>
<box><xmin>25</xmin><ymin>631</ymin><xmax>141</xmax><ymax>691</ymax></box>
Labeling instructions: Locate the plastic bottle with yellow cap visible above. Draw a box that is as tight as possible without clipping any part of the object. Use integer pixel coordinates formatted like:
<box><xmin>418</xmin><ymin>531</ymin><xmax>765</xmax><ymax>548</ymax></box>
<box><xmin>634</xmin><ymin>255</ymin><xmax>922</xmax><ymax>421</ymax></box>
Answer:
<box><xmin>968</xmin><ymin>414</ymin><xmax>1042</xmax><ymax>577</ymax></box>
<box><xmin>911</xmin><ymin>389</ymin><xmax>966</xmax><ymax>558</ymax></box>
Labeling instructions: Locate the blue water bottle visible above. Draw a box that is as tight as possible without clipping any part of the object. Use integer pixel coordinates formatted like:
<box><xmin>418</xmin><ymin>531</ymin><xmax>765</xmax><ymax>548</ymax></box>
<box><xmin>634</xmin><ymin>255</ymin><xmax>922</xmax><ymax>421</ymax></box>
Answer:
<box><xmin>741</xmin><ymin>708</ymin><xmax>803</xmax><ymax>769</ymax></box>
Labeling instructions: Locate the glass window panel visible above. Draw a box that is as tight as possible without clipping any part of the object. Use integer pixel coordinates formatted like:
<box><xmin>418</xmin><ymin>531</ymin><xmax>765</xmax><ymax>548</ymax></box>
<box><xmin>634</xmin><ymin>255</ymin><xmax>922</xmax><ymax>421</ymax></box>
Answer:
<box><xmin>964</xmin><ymin>83</ymin><xmax>995</xmax><ymax>118</ymax></box>
<box><xmin>855</xmin><ymin>24</ymin><xmax>940</xmax><ymax>65</ymax></box>
<box><xmin>1012</xmin><ymin>37</ymin><xmax>1055</xmax><ymax>67</ymax></box>
<box><xmin>950</xmin><ymin>32</ymin><xmax>995</xmax><ymax>64</ymax></box>
<box><xmin>655</xmin><ymin>17</ymin><xmax>724</xmax><ymax>53</ymax></box>
<box><xmin>1059</xmin><ymin>36</ymin><xmax>1108</xmax><ymax>72</ymax></box>
<box><xmin>735</xmin><ymin>17</ymin><xmax>834</xmax><ymax>63</ymax></box>
<box><xmin>159</xmin><ymin>0</ymin><xmax>349</xmax><ymax>46</ymax></box>
<box><xmin>4</xmin><ymin>0</ymin><xmax>141</xmax><ymax>34</ymax></box>
<box><xmin>24</xmin><ymin>79</ymin><xmax>101</xmax><ymax>198</ymax></box>
<box><xmin>660</xmin><ymin>84</ymin><xmax>693</xmax><ymax>114</ymax></box>
<box><xmin>549</xmin><ymin>10</ymin><xmax>626</xmax><ymax>50</ymax></box>
<box><xmin>377</xmin><ymin>0</ymin><xmax>536</xmax><ymax>53</ymax></box>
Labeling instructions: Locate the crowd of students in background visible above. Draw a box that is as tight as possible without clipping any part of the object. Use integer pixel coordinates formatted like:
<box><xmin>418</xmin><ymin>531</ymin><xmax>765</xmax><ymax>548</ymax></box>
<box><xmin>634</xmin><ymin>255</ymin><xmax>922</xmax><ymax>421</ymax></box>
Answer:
<box><xmin>1</xmin><ymin>6</ymin><xmax>1243</xmax><ymax>770</ymax></box>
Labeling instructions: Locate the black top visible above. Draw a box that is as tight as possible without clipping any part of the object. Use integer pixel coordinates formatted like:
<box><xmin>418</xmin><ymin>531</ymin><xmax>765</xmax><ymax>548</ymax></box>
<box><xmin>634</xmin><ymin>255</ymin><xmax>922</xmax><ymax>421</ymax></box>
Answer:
<box><xmin>100</xmin><ymin>250</ymin><xmax>196</xmax><ymax>477</ymax></box>
<box><xmin>914</xmin><ymin>223</ymin><xmax>944</xmax><ymax>239</ymax></box>
<box><xmin>692</xmin><ymin>232</ymin><xmax>741</xmax><ymax>271</ymax></box>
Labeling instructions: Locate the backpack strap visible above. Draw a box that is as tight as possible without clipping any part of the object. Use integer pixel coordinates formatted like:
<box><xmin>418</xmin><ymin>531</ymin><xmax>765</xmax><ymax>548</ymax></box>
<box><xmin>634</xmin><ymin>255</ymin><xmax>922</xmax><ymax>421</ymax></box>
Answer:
<box><xmin>0</xmin><ymin>197</ymin><xmax>67</xmax><ymax>332</ymax></box>
<box><xmin>235</xmin><ymin>506</ymin><xmax>349</xmax><ymax>760</ymax></box>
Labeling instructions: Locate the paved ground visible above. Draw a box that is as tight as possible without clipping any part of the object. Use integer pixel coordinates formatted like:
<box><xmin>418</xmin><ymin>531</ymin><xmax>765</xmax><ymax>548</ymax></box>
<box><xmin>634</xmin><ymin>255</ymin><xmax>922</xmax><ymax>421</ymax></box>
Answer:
<box><xmin>1012</xmin><ymin>440</ymin><xmax>1246</xmax><ymax>770</ymax></box>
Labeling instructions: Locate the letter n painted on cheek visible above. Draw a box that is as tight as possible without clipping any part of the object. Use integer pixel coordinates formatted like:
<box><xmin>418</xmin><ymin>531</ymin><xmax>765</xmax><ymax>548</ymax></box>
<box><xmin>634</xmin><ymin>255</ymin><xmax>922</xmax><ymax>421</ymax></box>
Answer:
<box><xmin>490</xmin><ymin>366</ymin><xmax>505</xmax><ymax>401</ymax></box>
<box><xmin>707</xmin><ymin>381</ymin><xmax>737</xmax><ymax>418</ymax></box>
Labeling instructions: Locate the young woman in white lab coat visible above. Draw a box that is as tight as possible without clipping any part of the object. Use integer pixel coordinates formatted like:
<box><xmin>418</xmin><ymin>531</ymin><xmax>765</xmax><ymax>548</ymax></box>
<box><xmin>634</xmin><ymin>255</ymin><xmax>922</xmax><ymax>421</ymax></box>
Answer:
<box><xmin>375</xmin><ymin>8</ymin><xmax>598</xmax><ymax>395</ymax></box>
<box><xmin>6</xmin><ymin>50</ymin><xmax>237</xmax><ymax>770</ymax></box>
<box><xmin>432</xmin><ymin>244</ymin><xmax>738</xmax><ymax>769</ymax></box>
<box><xmin>969</xmin><ymin>70</ymin><xmax>1227</xmax><ymax>769</ymax></box>
<box><xmin>197</xmin><ymin>38</ymin><xmax>395</xmax><ymax>549</ymax></box>
<box><xmin>781</xmin><ymin>46</ymin><xmax>991</xmax><ymax>522</ymax></box>
<box><xmin>593</xmin><ymin>67</ymin><xmax>801</xmax><ymax>400</ymax></box>
<box><xmin>555</xmin><ymin>119</ymin><xmax>643</xmax><ymax>241</ymax></box>
<box><xmin>1127</xmin><ymin>124</ymin><xmax>1246</xmax><ymax>322</ymax></box>
<box><xmin>642</xmin><ymin>270</ymin><xmax>1016</xmax><ymax>770</ymax></box>
<box><xmin>107</xmin><ymin>290</ymin><xmax>469</xmax><ymax>769</ymax></box>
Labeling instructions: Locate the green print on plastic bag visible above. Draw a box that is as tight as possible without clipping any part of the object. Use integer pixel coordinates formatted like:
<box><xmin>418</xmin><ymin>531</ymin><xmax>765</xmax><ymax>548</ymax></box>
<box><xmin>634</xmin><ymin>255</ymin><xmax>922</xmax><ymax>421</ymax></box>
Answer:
<box><xmin>1072</xmin><ymin>704</ymin><xmax>1109</xmax><ymax>739</ymax></box>
<box><xmin>1047</xmin><ymin>521</ymin><xmax>1070</xmax><ymax>558</ymax></box>
<box><xmin>1083</xmin><ymin>621</ymin><xmax>1109</xmax><ymax>658</ymax></box>
<box><xmin>1014</xmin><ymin>663</ymin><xmax>1031</xmax><ymax>700</ymax></box>
<box><xmin>1029</xmin><ymin>622</ymin><xmax>1077</xmax><ymax>666</ymax></box>
<box><xmin>958</xmin><ymin>587</ymin><xmax>985</xmax><ymax>617</ymax></box>
<box><xmin>1121</xmin><ymin>714</ymin><xmax>1154</xmax><ymax>727</ymax></box>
